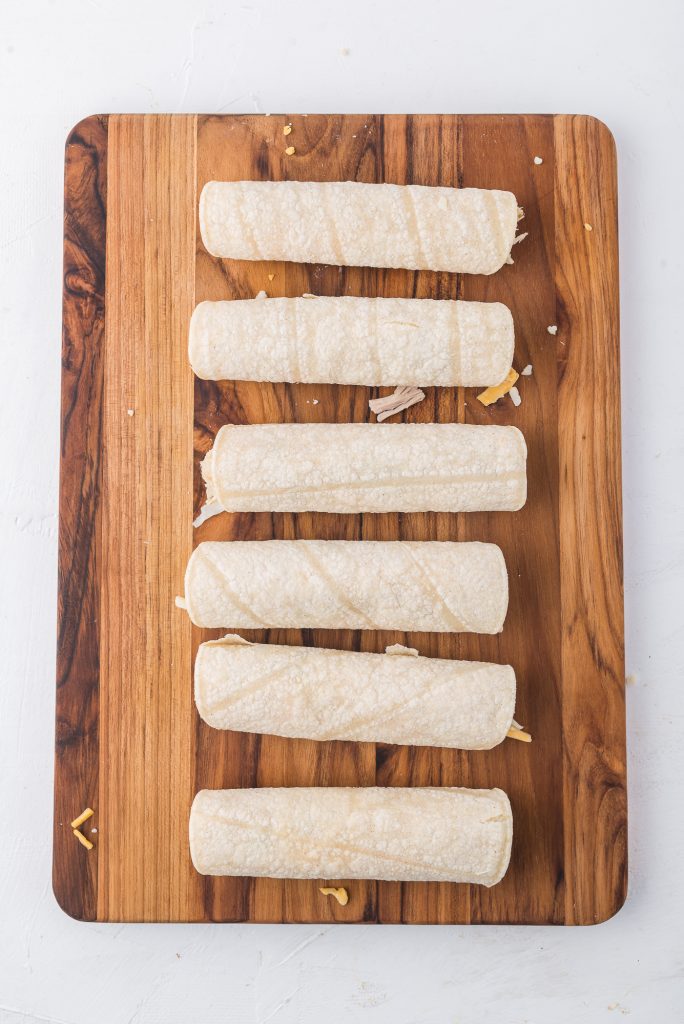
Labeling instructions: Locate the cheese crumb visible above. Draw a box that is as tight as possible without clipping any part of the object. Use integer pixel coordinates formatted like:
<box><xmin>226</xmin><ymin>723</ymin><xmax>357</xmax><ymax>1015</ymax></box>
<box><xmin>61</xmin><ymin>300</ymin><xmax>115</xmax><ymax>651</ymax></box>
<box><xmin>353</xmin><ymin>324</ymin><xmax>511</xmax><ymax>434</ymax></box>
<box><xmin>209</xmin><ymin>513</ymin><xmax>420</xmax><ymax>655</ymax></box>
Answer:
<box><xmin>267</xmin><ymin>273</ymin><xmax>275</xmax><ymax>281</ymax></box>
<box><xmin>73</xmin><ymin>828</ymin><xmax>94</xmax><ymax>851</ymax></box>
<box><xmin>127</xmin><ymin>409</ymin><xmax>134</xmax><ymax>416</ymax></box>
<box><xmin>386</xmin><ymin>644</ymin><xmax>419</xmax><ymax>657</ymax></box>
<box><xmin>509</xmin><ymin>386</ymin><xmax>522</xmax><ymax>407</ymax></box>
<box><xmin>193</xmin><ymin>500</ymin><xmax>223</xmax><ymax>528</ymax></box>
<box><xmin>507</xmin><ymin>727</ymin><xmax>532</xmax><ymax>743</ymax></box>
<box><xmin>312</xmin><ymin>399</ymin><xmax>319</xmax><ymax>405</ymax></box>
<box><xmin>285</xmin><ymin>146</ymin><xmax>296</xmax><ymax>156</ymax></box>
<box><xmin>584</xmin><ymin>222</ymin><xmax>593</xmax><ymax>231</ymax></box>
<box><xmin>521</xmin><ymin>364</ymin><xmax>533</xmax><ymax>376</ymax></box>
<box><xmin>533</xmin><ymin>156</ymin><xmax>543</xmax><ymax>165</ymax></box>
<box><xmin>320</xmin><ymin>886</ymin><xmax>349</xmax><ymax>906</ymax></box>
<box><xmin>547</xmin><ymin>325</ymin><xmax>558</xmax><ymax>335</ymax></box>
<box><xmin>369</xmin><ymin>385</ymin><xmax>425</xmax><ymax>422</ymax></box>
<box><xmin>283</xmin><ymin>124</ymin><xmax>292</xmax><ymax>136</ymax></box>
<box><xmin>476</xmin><ymin>368</ymin><xmax>519</xmax><ymax>407</ymax></box>
<box><xmin>512</xmin><ymin>232</ymin><xmax>528</xmax><ymax>247</ymax></box>
<box><xmin>71</xmin><ymin>808</ymin><xmax>94</xmax><ymax>829</ymax></box>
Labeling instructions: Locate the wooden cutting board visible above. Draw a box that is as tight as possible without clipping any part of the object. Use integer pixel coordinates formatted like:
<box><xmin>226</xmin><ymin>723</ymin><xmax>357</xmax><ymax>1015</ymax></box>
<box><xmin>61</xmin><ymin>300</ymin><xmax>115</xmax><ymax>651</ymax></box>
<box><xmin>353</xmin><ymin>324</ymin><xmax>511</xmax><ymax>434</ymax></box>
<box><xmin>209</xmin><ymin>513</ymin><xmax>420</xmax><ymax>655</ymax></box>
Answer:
<box><xmin>55</xmin><ymin>113</ymin><xmax>626</xmax><ymax>924</ymax></box>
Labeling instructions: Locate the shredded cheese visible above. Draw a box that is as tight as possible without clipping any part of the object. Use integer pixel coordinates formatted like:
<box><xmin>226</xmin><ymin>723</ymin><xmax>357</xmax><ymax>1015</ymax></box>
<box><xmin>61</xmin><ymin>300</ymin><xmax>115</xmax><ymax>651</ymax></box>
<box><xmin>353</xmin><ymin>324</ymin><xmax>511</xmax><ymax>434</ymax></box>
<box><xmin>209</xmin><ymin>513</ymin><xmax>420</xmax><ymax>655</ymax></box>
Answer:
<box><xmin>509</xmin><ymin>386</ymin><xmax>521</xmax><ymax>407</ymax></box>
<box><xmin>521</xmin><ymin>364</ymin><xmax>533</xmax><ymax>376</ymax></box>
<box><xmin>476</xmin><ymin>368</ymin><xmax>519</xmax><ymax>407</ymax></box>
<box><xmin>70</xmin><ymin>808</ymin><xmax>94</xmax><ymax>829</ymax></box>
<box><xmin>533</xmin><ymin>156</ymin><xmax>543</xmax><ymax>165</ymax></box>
<box><xmin>73</xmin><ymin>828</ymin><xmax>94</xmax><ymax>850</ymax></box>
<box><xmin>369</xmin><ymin>386</ymin><xmax>425</xmax><ymax>422</ymax></box>
<box><xmin>507</xmin><ymin>727</ymin><xmax>532</xmax><ymax>743</ymax></box>
<box><xmin>193</xmin><ymin>500</ymin><xmax>224</xmax><ymax>528</ymax></box>
<box><xmin>285</xmin><ymin>146</ymin><xmax>296</xmax><ymax>156</ymax></box>
<box><xmin>385</xmin><ymin>644</ymin><xmax>419</xmax><ymax>657</ymax></box>
<box><xmin>547</xmin><ymin>325</ymin><xmax>558</xmax><ymax>336</ymax></box>
<box><xmin>319</xmin><ymin>886</ymin><xmax>349</xmax><ymax>906</ymax></box>
<box><xmin>283</xmin><ymin>125</ymin><xmax>292</xmax><ymax>136</ymax></box>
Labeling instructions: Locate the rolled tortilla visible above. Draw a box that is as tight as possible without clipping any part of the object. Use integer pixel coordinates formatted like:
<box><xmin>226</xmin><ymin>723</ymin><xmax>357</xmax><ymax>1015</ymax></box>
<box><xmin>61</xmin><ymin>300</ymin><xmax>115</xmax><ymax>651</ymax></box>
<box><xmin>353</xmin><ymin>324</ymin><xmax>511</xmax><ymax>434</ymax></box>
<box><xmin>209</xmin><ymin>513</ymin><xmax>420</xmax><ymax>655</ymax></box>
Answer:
<box><xmin>189</xmin><ymin>296</ymin><xmax>514</xmax><ymax>387</ymax></box>
<box><xmin>202</xmin><ymin>423</ymin><xmax>527</xmax><ymax>513</ymax></box>
<box><xmin>189</xmin><ymin>786</ymin><xmax>513</xmax><ymax>884</ymax></box>
<box><xmin>200</xmin><ymin>180</ymin><xmax>519</xmax><ymax>275</ymax></box>
<box><xmin>195</xmin><ymin>635</ymin><xmax>516</xmax><ymax>749</ymax></box>
<box><xmin>183</xmin><ymin>540</ymin><xmax>508</xmax><ymax>633</ymax></box>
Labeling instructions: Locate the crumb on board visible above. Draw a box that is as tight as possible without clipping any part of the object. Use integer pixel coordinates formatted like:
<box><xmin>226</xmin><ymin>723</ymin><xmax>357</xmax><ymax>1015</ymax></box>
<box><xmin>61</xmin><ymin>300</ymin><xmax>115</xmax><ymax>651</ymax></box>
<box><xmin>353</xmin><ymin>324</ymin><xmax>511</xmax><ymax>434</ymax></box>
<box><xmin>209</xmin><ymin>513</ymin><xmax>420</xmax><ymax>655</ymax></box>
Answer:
<box><xmin>71</xmin><ymin>808</ymin><xmax>94</xmax><ymax>829</ymax></box>
<box><xmin>127</xmin><ymin>409</ymin><xmax>134</xmax><ymax>416</ymax></box>
<box><xmin>509</xmin><ymin>386</ymin><xmax>521</xmax><ymax>407</ymax></box>
<box><xmin>320</xmin><ymin>886</ymin><xmax>349</xmax><ymax>905</ymax></box>
<box><xmin>285</xmin><ymin>145</ymin><xmax>296</xmax><ymax>156</ymax></box>
<box><xmin>369</xmin><ymin>386</ymin><xmax>425</xmax><ymax>422</ymax></box>
<box><xmin>507</xmin><ymin>726</ymin><xmax>532</xmax><ymax>743</ymax></box>
<box><xmin>283</xmin><ymin>124</ymin><xmax>292</xmax><ymax>136</ymax></box>
<box><xmin>547</xmin><ymin>325</ymin><xmax>558</xmax><ymax>336</ymax></box>
<box><xmin>521</xmin><ymin>364</ymin><xmax>533</xmax><ymax>376</ymax></box>
<box><xmin>73</xmin><ymin>828</ymin><xmax>94</xmax><ymax>851</ymax></box>
<box><xmin>386</xmin><ymin>644</ymin><xmax>419</xmax><ymax>657</ymax></box>
<box><xmin>584</xmin><ymin>222</ymin><xmax>593</xmax><ymax>231</ymax></box>
<box><xmin>267</xmin><ymin>273</ymin><xmax>275</xmax><ymax>281</ymax></box>
<box><xmin>476</xmin><ymin>368</ymin><xmax>519</xmax><ymax>407</ymax></box>
<box><xmin>193</xmin><ymin>500</ymin><xmax>223</xmax><ymax>528</ymax></box>
<box><xmin>534</xmin><ymin>156</ymin><xmax>543</xmax><ymax>165</ymax></box>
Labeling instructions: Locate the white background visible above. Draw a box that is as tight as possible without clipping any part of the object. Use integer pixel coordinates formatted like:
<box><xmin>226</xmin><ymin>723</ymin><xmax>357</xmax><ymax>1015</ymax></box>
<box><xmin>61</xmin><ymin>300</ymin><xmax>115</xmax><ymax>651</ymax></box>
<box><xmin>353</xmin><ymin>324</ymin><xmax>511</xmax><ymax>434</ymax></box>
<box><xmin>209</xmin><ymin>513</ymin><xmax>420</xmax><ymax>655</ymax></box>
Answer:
<box><xmin>1</xmin><ymin>0</ymin><xmax>683</xmax><ymax>1020</ymax></box>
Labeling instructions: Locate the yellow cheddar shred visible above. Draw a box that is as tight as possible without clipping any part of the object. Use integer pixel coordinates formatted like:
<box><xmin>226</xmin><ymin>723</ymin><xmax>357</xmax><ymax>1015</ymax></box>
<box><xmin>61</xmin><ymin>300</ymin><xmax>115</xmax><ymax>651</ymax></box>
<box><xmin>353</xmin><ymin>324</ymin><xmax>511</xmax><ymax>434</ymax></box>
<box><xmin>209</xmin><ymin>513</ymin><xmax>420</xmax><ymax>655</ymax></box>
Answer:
<box><xmin>70</xmin><ymin>807</ymin><xmax>94</xmax><ymax>829</ymax></box>
<box><xmin>73</xmin><ymin>828</ymin><xmax>94</xmax><ymax>850</ymax></box>
<box><xmin>319</xmin><ymin>886</ymin><xmax>349</xmax><ymax>906</ymax></box>
<box><xmin>477</xmin><ymin>369</ymin><xmax>520</xmax><ymax>407</ymax></box>
<box><xmin>507</xmin><ymin>727</ymin><xmax>532</xmax><ymax>743</ymax></box>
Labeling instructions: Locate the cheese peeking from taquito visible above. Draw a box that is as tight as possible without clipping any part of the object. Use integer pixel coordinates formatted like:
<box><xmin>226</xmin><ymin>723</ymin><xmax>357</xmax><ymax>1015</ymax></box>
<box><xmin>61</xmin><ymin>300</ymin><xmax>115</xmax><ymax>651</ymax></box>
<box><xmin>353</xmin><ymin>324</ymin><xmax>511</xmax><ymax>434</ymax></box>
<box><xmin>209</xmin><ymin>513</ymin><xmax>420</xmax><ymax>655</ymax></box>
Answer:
<box><xmin>195</xmin><ymin>635</ymin><xmax>516</xmax><ymax>750</ymax></box>
<box><xmin>199</xmin><ymin>180</ymin><xmax>520</xmax><ymax>275</ymax></box>
<box><xmin>189</xmin><ymin>296</ymin><xmax>514</xmax><ymax>387</ymax></box>
<box><xmin>189</xmin><ymin>787</ymin><xmax>513</xmax><ymax>885</ymax></box>
<box><xmin>201</xmin><ymin>423</ymin><xmax>527</xmax><ymax>513</ymax></box>
<box><xmin>182</xmin><ymin>540</ymin><xmax>508</xmax><ymax>634</ymax></box>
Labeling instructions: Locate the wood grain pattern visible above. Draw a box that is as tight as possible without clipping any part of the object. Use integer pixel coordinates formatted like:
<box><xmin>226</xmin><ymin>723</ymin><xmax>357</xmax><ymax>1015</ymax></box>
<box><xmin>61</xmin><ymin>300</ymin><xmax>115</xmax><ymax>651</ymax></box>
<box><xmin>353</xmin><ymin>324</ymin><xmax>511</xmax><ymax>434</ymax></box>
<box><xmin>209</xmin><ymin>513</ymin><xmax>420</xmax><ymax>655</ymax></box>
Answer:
<box><xmin>54</xmin><ymin>113</ymin><xmax>626</xmax><ymax>924</ymax></box>
<box><xmin>97</xmin><ymin>115</ymin><xmax>200</xmax><ymax>921</ymax></box>
<box><xmin>55</xmin><ymin>115</ymin><xmax>108</xmax><ymax>921</ymax></box>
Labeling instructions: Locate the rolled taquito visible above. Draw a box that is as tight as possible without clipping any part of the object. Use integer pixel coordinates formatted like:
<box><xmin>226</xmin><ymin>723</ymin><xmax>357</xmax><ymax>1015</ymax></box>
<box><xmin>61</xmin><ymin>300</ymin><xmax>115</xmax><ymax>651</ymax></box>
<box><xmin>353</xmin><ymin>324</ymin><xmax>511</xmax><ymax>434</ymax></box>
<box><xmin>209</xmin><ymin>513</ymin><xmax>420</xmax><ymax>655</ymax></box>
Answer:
<box><xmin>182</xmin><ymin>540</ymin><xmax>508</xmax><ymax>634</ymax></box>
<box><xmin>200</xmin><ymin>180</ymin><xmax>519</xmax><ymax>274</ymax></box>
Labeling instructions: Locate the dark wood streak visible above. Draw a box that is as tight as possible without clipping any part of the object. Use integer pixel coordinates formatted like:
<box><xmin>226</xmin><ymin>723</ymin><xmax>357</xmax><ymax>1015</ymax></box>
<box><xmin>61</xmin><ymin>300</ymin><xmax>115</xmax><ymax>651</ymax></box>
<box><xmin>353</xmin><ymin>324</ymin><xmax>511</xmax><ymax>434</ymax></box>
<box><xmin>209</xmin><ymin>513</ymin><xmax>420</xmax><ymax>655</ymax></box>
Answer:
<box><xmin>54</xmin><ymin>115</ymin><xmax>108</xmax><ymax>921</ymax></box>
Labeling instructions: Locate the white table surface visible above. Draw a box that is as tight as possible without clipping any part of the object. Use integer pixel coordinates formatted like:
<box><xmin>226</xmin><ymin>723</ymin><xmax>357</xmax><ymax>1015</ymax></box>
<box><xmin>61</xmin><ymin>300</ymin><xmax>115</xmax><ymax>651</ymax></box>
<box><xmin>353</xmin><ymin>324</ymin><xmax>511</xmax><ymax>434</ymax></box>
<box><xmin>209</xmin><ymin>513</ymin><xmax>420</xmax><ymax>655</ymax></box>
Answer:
<box><xmin>1</xmin><ymin>0</ymin><xmax>683</xmax><ymax>1020</ymax></box>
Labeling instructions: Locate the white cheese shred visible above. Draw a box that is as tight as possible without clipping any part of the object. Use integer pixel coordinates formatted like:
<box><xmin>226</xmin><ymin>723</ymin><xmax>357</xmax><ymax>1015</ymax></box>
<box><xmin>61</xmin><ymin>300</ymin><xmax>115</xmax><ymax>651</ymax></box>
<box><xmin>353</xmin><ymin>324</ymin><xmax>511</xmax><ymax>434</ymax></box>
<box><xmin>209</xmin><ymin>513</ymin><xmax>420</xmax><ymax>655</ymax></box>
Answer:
<box><xmin>369</xmin><ymin>386</ymin><xmax>426</xmax><ymax>422</ymax></box>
